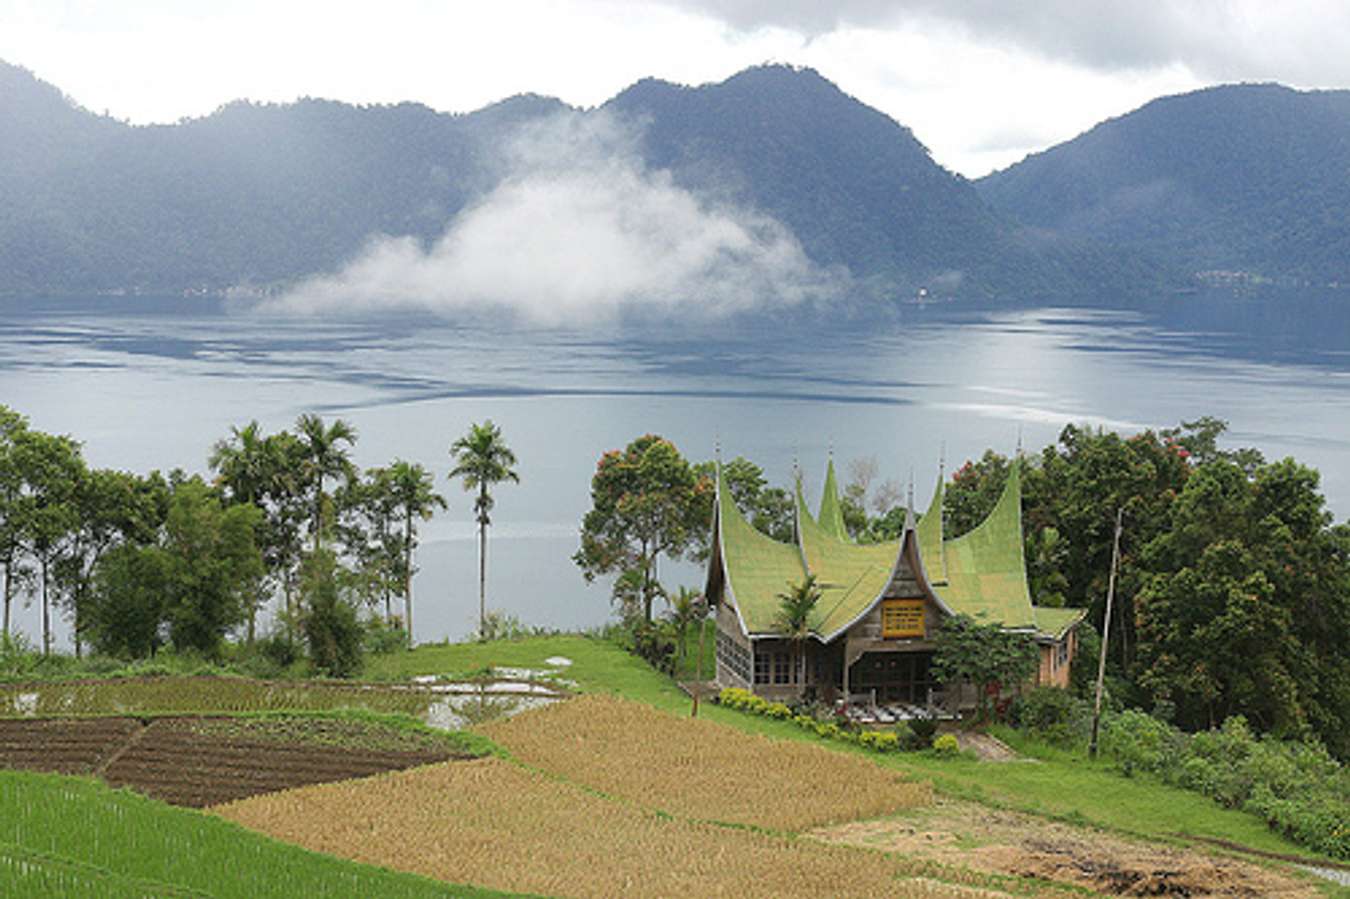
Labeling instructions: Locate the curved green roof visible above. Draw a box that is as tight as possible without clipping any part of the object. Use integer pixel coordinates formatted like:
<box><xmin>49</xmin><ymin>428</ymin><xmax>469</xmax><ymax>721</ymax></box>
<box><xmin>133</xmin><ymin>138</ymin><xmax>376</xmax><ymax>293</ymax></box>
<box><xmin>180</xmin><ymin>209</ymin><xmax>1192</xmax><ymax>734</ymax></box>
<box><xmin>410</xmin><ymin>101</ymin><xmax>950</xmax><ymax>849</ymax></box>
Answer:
<box><xmin>935</xmin><ymin>461</ymin><xmax>1036</xmax><ymax>629</ymax></box>
<box><xmin>915</xmin><ymin>475</ymin><xmax>946</xmax><ymax>584</ymax></box>
<box><xmin>796</xmin><ymin>480</ymin><xmax>901</xmax><ymax>639</ymax></box>
<box><xmin>1034</xmin><ymin>606</ymin><xmax>1087</xmax><ymax>640</ymax></box>
<box><xmin>717</xmin><ymin>471</ymin><xmax>806</xmax><ymax>634</ymax></box>
<box><xmin>816</xmin><ymin>459</ymin><xmax>849</xmax><ymax>541</ymax></box>
<box><xmin>712</xmin><ymin>457</ymin><xmax>1048</xmax><ymax>641</ymax></box>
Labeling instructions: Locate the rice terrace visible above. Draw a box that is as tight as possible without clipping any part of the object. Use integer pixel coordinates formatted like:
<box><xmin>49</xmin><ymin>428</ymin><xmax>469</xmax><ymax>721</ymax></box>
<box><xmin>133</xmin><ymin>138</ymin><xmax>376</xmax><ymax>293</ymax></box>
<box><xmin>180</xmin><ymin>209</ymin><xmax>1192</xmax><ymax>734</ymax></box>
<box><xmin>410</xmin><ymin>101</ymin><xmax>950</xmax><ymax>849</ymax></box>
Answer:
<box><xmin>1</xmin><ymin>636</ymin><xmax>1344</xmax><ymax>897</ymax></box>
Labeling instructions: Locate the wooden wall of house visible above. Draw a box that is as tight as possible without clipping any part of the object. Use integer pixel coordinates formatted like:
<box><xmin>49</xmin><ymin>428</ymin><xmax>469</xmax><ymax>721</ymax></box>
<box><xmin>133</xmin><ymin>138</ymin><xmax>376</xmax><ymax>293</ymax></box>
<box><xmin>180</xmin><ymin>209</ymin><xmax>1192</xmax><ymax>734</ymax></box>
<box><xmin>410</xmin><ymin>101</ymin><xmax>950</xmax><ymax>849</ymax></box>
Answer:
<box><xmin>714</xmin><ymin>599</ymin><xmax>752</xmax><ymax>689</ymax></box>
<box><xmin>1036</xmin><ymin>629</ymin><xmax>1077</xmax><ymax>689</ymax></box>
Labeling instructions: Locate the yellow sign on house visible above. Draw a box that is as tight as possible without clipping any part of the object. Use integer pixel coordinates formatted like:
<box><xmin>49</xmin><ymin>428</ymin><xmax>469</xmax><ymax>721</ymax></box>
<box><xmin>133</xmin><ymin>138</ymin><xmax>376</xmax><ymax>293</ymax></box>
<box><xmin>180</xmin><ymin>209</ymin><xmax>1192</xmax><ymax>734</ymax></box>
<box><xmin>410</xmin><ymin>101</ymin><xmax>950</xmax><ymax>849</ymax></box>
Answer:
<box><xmin>881</xmin><ymin>599</ymin><xmax>925</xmax><ymax>638</ymax></box>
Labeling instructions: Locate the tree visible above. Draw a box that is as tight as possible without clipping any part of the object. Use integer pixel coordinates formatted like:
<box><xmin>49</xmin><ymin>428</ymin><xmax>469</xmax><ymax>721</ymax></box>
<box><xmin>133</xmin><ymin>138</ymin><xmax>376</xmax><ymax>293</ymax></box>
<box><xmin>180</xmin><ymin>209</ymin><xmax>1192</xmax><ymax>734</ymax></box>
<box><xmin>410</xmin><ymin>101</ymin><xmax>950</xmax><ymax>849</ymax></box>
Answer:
<box><xmin>86</xmin><ymin>543</ymin><xmax>173</xmax><ymax>658</ymax></box>
<box><xmin>335</xmin><ymin>468</ymin><xmax>400</xmax><ymax>620</ymax></box>
<box><xmin>931</xmin><ymin>614</ymin><xmax>1039</xmax><ymax>722</ymax></box>
<box><xmin>54</xmin><ymin>467</ymin><xmax>162</xmax><ymax>656</ymax></box>
<box><xmin>449</xmin><ymin>421</ymin><xmax>518</xmax><ymax>640</ymax></box>
<box><xmin>1135</xmin><ymin>457</ymin><xmax>1350</xmax><ymax>754</ymax></box>
<box><xmin>664</xmin><ymin>585</ymin><xmax>703</xmax><ymax>670</ymax></box>
<box><xmin>85</xmin><ymin>477</ymin><xmax>262</xmax><ymax>660</ymax></box>
<box><xmin>0</xmin><ymin>406</ymin><xmax>29</xmax><ymax>638</ymax></box>
<box><xmin>294</xmin><ymin>413</ymin><xmax>357</xmax><ymax>553</ymax></box>
<box><xmin>211</xmin><ymin>421</ymin><xmax>309</xmax><ymax>642</ymax></box>
<box><xmin>775</xmin><ymin>574</ymin><xmax>821</xmax><ymax>688</ymax></box>
<box><xmin>159</xmin><ymin>478</ymin><xmax>263</xmax><ymax>657</ymax></box>
<box><xmin>12</xmin><ymin>428</ymin><xmax>84</xmax><ymax>655</ymax></box>
<box><xmin>575</xmin><ymin>435</ymin><xmax>705</xmax><ymax>623</ymax></box>
<box><xmin>350</xmin><ymin>461</ymin><xmax>447</xmax><ymax>643</ymax></box>
<box><xmin>299</xmin><ymin>548</ymin><xmax>363</xmax><ymax>677</ymax></box>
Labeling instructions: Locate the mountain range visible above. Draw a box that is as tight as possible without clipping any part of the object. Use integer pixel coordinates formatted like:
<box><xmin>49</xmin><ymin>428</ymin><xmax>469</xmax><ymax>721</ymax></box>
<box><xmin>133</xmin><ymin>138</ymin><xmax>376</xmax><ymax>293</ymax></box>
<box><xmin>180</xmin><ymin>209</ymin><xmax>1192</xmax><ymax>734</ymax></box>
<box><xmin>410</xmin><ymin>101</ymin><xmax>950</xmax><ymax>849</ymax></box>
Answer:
<box><xmin>2</xmin><ymin>59</ymin><xmax>1347</xmax><ymax>302</ymax></box>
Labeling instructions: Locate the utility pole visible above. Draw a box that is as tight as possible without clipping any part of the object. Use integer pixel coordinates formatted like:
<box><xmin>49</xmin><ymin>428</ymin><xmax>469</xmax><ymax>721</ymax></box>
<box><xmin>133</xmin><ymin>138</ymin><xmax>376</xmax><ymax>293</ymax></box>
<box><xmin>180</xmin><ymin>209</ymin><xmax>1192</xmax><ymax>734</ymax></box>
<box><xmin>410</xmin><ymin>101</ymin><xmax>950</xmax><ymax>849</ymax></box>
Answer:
<box><xmin>1089</xmin><ymin>507</ymin><xmax>1124</xmax><ymax>759</ymax></box>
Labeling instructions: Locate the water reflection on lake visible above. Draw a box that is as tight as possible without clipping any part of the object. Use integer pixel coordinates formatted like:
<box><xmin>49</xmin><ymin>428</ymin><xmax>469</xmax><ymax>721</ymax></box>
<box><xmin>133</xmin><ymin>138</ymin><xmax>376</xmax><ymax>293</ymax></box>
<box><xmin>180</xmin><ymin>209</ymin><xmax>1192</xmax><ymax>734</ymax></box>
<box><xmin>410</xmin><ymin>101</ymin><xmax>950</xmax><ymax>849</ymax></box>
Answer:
<box><xmin>3</xmin><ymin>290</ymin><xmax>1348</xmax><ymax>650</ymax></box>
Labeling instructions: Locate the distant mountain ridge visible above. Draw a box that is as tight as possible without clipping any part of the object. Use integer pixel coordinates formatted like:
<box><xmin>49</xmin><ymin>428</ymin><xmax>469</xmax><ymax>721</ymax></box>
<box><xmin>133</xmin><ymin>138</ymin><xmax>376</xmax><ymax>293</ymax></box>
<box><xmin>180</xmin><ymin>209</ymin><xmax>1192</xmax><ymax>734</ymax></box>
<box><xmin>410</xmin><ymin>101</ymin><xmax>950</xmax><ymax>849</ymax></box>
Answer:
<box><xmin>976</xmin><ymin>83</ymin><xmax>1350</xmax><ymax>287</ymax></box>
<box><xmin>2</xmin><ymin>60</ymin><xmax>1346</xmax><ymax>302</ymax></box>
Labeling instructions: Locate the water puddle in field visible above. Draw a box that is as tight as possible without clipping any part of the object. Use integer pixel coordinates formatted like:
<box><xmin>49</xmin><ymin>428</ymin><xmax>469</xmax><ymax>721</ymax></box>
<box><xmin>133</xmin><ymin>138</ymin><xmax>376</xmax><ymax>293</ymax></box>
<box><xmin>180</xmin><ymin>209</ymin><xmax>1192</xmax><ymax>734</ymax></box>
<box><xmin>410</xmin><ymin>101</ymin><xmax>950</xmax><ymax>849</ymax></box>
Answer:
<box><xmin>412</xmin><ymin>670</ymin><xmax>573</xmax><ymax>730</ymax></box>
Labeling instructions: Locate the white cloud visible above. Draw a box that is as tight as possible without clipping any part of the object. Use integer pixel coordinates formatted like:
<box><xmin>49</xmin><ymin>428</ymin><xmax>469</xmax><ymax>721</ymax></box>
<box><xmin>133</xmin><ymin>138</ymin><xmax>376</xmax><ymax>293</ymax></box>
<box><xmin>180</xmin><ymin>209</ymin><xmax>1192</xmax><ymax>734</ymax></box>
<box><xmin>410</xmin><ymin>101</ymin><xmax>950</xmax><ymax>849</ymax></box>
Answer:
<box><xmin>272</xmin><ymin>112</ymin><xmax>842</xmax><ymax>324</ymax></box>
<box><xmin>670</xmin><ymin>0</ymin><xmax>1350</xmax><ymax>83</ymax></box>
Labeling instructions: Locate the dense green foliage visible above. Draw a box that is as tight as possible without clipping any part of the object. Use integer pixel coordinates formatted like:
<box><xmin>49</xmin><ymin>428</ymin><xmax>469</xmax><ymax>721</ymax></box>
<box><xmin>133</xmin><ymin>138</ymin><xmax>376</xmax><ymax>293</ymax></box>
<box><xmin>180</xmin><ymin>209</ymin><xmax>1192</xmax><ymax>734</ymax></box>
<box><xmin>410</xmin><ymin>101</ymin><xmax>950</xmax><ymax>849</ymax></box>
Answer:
<box><xmin>944</xmin><ymin>419</ymin><xmax>1350</xmax><ymax>760</ymax></box>
<box><xmin>0</xmin><ymin>770</ymin><xmax>520</xmax><ymax>898</ymax></box>
<box><xmin>0</xmin><ymin>405</ymin><xmax>445</xmax><ymax>675</ymax></box>
<box><xmin>931</xmin><ymin>614</ymin><xmax>1039</xmax><ymax>722</ymax></box>
<box><xmin>978</xmin><ymin>83</ymin><xmax>1350</xmax><ymax>286</ymax></box>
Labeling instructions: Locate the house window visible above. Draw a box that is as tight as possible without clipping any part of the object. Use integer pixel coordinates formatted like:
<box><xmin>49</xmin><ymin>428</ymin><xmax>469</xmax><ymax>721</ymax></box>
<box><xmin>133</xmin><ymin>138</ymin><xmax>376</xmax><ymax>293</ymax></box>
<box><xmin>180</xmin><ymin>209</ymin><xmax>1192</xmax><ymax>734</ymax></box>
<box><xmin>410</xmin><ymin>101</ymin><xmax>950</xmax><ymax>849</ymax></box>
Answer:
<box><xmin>716</xmin><ymin>630</ymin><xmax>751</xmax><ymax>683</ymax></box>
<box><xmin>881</xmin><ymin>599</ymin><xmax>925</xmax><ymax>638</ymax></box>
<box><xmin>753</xmin><ymin>651</ymin><xmax>772</xmax><ymax>684</ymax></box>
<box><xmin>1056</xmin><ymin>638</ymin><xmax>1070</xmax><ymax>668</ymax></box>
<box><xmin>773</xmin><ymin>652</ymin><xmax>792</xmax><ymax>684</ymax></box>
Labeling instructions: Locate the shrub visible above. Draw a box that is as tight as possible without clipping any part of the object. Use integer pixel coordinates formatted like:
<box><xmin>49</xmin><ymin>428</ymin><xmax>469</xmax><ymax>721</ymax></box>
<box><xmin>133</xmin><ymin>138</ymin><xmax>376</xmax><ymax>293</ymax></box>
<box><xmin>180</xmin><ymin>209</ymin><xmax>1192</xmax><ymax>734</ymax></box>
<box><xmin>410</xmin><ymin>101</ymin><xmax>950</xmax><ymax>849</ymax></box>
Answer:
<box><xmin>906</xmin><ymin>716</ymin><xmax>938</xmax><ymax>750</ymax></box>
<box><xmin>300</xmin><ymin>552</ymin><xmax>364</xmax><ymax>678</ymax></box>
<box><xmin>1011</xmin><ymin>686</ymin><xmax>1091</xmax><ymax>747</ymax></box>
<box><xmin>932</xmin><ymin>734</ymin><xmax>960</xmax><ymax>757</ymax></box>
<box><xmin>627</xmin><ymin>621</ymin><xmax>677</xmax><ymax>675</ymax></box>
<box><xmin>1100</xmin><ymin>708</ymin><xmax>1180</xmax><ymax>777</ymax></box>
<box><xmin>859</xmin><ymin>731</ymin><xmax>900</xmax><ymax>752</ymax></box>
<box><xmin>362</xmin><ymin>618</ymin><xmax>408</xmax><ymax>655</ymax></box>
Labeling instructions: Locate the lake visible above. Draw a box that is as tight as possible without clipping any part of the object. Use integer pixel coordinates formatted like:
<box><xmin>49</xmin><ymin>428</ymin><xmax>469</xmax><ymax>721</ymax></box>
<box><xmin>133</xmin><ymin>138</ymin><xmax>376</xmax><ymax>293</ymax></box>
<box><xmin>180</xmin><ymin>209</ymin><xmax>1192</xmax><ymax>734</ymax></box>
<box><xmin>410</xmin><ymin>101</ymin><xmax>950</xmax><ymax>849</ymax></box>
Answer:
<box><xmin>3</xmin><ymin>290</ymin><xmax>1349</xmax><ymax>649</ymax></box>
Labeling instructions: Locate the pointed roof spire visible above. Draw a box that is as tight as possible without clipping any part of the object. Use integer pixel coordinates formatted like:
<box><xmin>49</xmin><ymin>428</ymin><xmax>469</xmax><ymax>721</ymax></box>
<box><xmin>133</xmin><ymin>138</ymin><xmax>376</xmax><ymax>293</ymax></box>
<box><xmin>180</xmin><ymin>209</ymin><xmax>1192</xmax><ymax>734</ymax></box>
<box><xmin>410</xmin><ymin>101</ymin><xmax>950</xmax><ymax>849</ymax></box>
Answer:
<box><xmin>817</xmin><ymin>457</ymin><xmax>849</xmax><ymax>541</ymax></box>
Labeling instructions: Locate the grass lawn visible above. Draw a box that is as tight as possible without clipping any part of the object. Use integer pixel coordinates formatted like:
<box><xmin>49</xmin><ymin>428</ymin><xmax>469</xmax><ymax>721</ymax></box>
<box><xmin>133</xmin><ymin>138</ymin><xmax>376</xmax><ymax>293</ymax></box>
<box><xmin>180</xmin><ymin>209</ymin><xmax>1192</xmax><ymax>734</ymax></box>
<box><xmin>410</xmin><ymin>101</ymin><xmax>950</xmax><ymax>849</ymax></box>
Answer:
<box><xmin>370</xmin><ymin>634</ymin><xmax>1347</xmax><ymax>870</ymax></box>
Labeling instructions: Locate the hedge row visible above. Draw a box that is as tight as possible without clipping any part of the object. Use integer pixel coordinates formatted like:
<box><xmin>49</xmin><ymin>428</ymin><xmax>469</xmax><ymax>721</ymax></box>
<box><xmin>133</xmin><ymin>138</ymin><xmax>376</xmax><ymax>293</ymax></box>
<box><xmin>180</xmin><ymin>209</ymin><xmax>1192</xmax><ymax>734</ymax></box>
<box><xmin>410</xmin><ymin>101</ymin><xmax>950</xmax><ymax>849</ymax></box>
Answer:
<box><xmin>716</xmin><ymin>688</ymin><xmax>957</xmax><ymax>756</ymax></box>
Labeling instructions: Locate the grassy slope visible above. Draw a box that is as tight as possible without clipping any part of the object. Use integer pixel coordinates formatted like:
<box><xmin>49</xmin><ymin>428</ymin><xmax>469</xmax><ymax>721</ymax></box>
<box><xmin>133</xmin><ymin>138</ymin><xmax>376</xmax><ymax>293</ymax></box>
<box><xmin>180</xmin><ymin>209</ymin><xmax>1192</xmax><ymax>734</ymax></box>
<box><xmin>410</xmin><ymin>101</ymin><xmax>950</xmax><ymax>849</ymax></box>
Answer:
<box><xmin>369</xmin><ymin>635</ymin><xmax>1343</xmax><ymax>866</ymax></box>
<box><xmin>0</xmin><ymin>769</ymin><xmax>534</xmax><ymax>899</ymax></box>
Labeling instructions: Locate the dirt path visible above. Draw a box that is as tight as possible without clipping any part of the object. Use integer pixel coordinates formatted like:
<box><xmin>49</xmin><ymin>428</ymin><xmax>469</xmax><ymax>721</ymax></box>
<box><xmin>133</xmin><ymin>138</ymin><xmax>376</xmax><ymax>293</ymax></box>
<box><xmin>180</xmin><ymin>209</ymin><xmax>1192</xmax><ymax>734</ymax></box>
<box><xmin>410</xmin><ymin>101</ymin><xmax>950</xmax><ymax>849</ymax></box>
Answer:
<box><xmin>809</xmin><ymin>798</ymin><xmax>1321</xmax><ymax>897</ymax></box>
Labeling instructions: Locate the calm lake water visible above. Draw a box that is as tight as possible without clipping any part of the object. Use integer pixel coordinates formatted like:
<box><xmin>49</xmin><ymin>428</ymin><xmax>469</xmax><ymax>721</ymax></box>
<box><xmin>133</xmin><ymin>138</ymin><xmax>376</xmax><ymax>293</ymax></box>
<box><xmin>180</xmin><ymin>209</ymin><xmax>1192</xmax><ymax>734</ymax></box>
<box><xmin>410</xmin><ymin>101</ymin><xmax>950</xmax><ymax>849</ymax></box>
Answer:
<box><xmin>4</xmin><ymin>291</ymin><xmax>1349</xmax><ymax>649</ymax></box>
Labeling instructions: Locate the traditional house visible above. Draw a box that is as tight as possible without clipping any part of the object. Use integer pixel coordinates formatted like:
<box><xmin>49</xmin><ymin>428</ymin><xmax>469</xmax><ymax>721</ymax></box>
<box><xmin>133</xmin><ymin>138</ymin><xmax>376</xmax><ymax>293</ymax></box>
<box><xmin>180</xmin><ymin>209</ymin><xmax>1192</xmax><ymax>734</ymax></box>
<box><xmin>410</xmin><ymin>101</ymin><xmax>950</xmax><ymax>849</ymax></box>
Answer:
<box><xmin>704</xmin><ymin>457</ymin><xmax>1084</xmax><ymax>715</ymax></box>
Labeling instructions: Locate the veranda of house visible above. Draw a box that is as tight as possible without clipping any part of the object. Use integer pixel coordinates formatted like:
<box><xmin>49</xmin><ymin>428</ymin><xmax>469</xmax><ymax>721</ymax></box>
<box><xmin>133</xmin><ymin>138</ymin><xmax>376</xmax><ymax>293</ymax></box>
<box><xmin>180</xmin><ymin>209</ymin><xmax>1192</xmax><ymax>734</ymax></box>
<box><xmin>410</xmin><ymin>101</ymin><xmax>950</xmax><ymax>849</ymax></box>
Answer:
<box><xmin>705</xmin><ymin>457</ymin><xmax>1084</xmax><ymax>721</ymax></box>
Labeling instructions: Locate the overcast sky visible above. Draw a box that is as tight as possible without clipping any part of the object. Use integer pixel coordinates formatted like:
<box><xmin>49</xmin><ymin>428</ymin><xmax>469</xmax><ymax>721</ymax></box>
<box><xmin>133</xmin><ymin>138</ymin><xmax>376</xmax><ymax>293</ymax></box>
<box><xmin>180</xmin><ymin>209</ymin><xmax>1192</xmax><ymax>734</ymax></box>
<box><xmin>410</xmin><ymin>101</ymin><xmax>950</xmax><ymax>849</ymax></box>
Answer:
<box><xmin>3</xmin><ymin>1</ymin><xmax>1348</xmax><ymax>177</ymax></box>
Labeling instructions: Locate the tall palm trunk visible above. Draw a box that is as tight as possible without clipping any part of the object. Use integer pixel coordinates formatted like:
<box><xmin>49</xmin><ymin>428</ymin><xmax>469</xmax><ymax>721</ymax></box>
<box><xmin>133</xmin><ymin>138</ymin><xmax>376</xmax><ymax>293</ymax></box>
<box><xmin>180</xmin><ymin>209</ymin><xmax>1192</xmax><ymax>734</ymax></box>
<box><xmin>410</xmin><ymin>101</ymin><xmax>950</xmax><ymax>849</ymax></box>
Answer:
<box><xmin>477</xmin><ymin>491</ymin><xmax>487</xmax><ymax>639</ymax></box>
<box><xmin>404</xmin><ymin>508</ymin><xmax>414</xmax><ymax>647</ymax></box>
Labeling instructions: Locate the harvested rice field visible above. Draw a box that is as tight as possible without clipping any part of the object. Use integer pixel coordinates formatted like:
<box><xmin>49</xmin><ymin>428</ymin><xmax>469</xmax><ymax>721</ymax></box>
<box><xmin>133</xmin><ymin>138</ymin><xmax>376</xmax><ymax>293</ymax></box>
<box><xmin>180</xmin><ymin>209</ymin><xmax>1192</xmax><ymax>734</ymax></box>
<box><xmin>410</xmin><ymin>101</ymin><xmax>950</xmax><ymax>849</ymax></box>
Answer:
<box><xmin>214</xmin><ymin>757</ymin><xmax>1005</xmax><ymax>899</ymax></box>
<box><xmin>0</xmin><ymin>716</ymin><xmax>477</xmax><ymax>807</ymax></box>
<box><xmin>809</xmin><ymin>798</ymin><xmax>1320</xmax><ymax>898</ymax></box>
<box><xmin>480</xmin><ymin>693</ymin><xmax>931</xmax><ymax>830</ymax></box>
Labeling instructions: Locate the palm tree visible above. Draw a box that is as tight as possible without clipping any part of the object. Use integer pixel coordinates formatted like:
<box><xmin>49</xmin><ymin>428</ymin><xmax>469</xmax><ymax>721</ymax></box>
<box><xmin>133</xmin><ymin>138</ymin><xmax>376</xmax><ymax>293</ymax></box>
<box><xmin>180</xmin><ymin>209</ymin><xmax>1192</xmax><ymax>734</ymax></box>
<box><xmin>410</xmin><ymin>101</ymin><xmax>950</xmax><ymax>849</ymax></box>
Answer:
<box><xmin>664</xmin><ymin>585</ymin><xmax>702</xmax><ymax>672</ymax></box>
<box><xmin>387</xmin><ymin>460</ymin><xmax>447</xmax><ymax>646</ymax></box>
<box><xmin>209</xmin><ymin>420</ymin><xmax>270</xmax><ymax>507</ymax></box>
<box><xmin>295</xmin><ymin>413</ymin><xmax>357</xmax><ymax>553</ymax></box>
<box><xmin>448</xmin><ymin>421</ymin><xmax>518</xmax><ymax>638</ymax></box>
<box><xmin>775</xmin><ymin>574</ymin><xmax>821</xmax><ymax>692</ymax></box>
